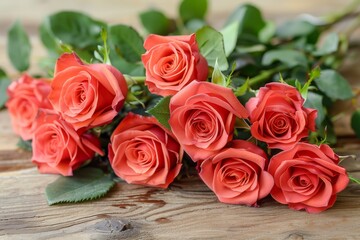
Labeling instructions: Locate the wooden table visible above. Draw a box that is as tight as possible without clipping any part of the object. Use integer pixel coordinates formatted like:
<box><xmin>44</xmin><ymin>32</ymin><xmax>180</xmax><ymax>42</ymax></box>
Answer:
<box><xmin>1</xmin><ymin>1</ymin><xmax>360</xmax><ymax>239</ymax></box>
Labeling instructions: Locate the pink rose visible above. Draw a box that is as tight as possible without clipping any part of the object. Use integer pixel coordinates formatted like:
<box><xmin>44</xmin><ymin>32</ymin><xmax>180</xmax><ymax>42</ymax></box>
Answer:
<box><xmin>198</xmin><ymin>140</ymin><xmax>274</xmax><ymax>206</ymax></box>
<box><xmin>6</xmin><ymin>74</ymin><xmax>52</xmax><ymax>140</ymax></box>
<box><xmin>32</xmin><ymin>112</ymin><xmax>103</xmax><ymax>176</ymax></box>
<box><xmin>268</xmin><ymin>142</ymin><xmax>349</xmax><ymax>213</ymax></box>
<box><xmin>108</xmin><ymin>113</ymin><xmax>183</xmax><ymax>188</ymax></box>
<box><xmin>246</xmin><ymin>82</ymin><xmax>317</xmax><ymax>150</ymax></box>
<box><xmin>169</xmin><ymin>81</ymin><xmax>249</xmax><ymax>161</ymax></box>
<box><xmin>49</xmin><ymin>52</ymin><xmax>128</xmax><ymax>130</ymax></box>
<box><xmin>142</xmin><ymin>34</ymin><xmax>208</xmax><ymax>96</ymax></box>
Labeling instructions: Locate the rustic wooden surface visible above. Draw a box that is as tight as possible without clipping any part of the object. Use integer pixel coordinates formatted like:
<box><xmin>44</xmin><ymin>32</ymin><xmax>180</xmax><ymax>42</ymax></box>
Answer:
<box><xmin>1</xmin><ymin>0</ymin><xmax>360</xmax><ymax>239</ymax></box>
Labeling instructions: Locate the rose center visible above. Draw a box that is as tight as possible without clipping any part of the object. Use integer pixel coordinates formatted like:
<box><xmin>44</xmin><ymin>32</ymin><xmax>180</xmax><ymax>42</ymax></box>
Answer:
<box><xmin>126</xmin><ymin>140</ymin><xmax>154</xmax><ymax>174</ymax></box>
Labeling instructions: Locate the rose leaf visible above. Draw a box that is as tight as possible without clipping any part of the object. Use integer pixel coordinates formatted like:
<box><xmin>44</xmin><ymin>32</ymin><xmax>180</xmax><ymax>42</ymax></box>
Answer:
<box><xmin>276</xmin><ymin>19</ymin><xmax>317</xmax><ymax>39</ymax></box>
<box><xmin>139</xmin><ymin>10</ymin><xmax>171</xmax><ymax>35</ymax></box>
<box><xmin>47</xmin><ymin>11</ymin><xmax>106</xmax><ymax>49</ymax></box>
<box><xmin>147</xmin><ymin>96</ymin><xmax>171</xmax><ymax>130</ymax></box>
<box><xmin>179</xmin><ymin>0</ymin><xmax>208</xmax><ymax>23</ymax></box>
<box><xmin>7</xmin><ymin>21</ymin><xmax>31</xmax><ymax>72</ymax></box>
<box><xmin>224</xmin><ymin>4</ymin><xmax>266</xmax><ymax>38</ymax></box>
<box><xmin>304</xmin><ymin>92</ymin><xmax>325</xmax><ymax>127</ymax></box>
<box><xmin>351</xmin><ymin>110</ymin><xmax>360</xmax><ymax>139</ymax></box>
<box><xmin>262</xmin><ymin>49</ymin><xmax>308</xmax><ymax>69</ymax></box>
<box><xmin>196</xmin><ymin>26</ymin><xmax>228</xmax><ymax>71</ymax></box>
<box><xmin>313</xmin><ymin>32</ymin><xmax>339</xmax><ymax>56</ymax></box>
<box><xmin>17</xmin><ymin>139</ymin><xmax>32</xmax><ymax>152</ymax></box>
<box><xmin>220</xmin><ymin>21</ymin><xmax>239</xmax><ymax>56</ymax></box>
<box><xmin>314</xmin><ymin>69</ymin><xmax>353</xmax><ymax>101</ymax></box>
<box><xmin>109</xmin><ymin>25</ymin><xmax>145</xmax><ymax>63</ymax></box>
<box><xmin>45</xmin><ymin>168</ymin><xmax>115</xmax><ymax>205</ymax></box>
<box><xmin>0</xmin><ymin>68</ymin><xmax>11</xmax><ymax>109</ymax></box>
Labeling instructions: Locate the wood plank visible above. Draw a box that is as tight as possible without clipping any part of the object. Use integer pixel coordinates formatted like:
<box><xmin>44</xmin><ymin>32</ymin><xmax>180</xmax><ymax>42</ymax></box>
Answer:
<box><xmin>0</xmin><ymin>168</ymin><xmax>359</xmax><ymax>239</ymax></box>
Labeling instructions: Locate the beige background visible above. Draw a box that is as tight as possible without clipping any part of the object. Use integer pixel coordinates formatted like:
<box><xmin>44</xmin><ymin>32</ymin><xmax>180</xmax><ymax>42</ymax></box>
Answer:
<box><xmin>0</xmin><ymin>0</ymin><xmax>354</xmax><ymax>74</ymax></box>
<box><xmin>0</xmin><ymin>0</ymin><xmax>358</xmax><ymax>136</ymax></box>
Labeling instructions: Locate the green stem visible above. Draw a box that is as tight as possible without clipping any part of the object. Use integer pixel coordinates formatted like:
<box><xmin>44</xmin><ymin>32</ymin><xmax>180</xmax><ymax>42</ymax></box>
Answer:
<box><xmin>124</xmin><ymin>75</ymin><xmax>146</xmax><ymax>86</ymax></box>
<box><xmin>248</xmin><ymin>66</ymin><xmax>288</xmax><ymax>87</ymax></box>
<box><xmin>349</xmin><ymin>175</ymin><xmax>360</xmax><ymax>185</ymax></box>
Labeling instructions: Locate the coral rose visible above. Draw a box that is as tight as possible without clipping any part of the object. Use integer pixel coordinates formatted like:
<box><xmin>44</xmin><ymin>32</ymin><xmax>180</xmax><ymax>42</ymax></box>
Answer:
<box><xmin>169</xmin><ymin>81</ymin><xmax>249</xmax><ymax>161</ymax></box>
<box><xmin>198</xmin><ymin>140</ymin><xmax>274</xmax><ymax>206</ymax></box>
<box><xmin>32</xmin><ymin>112</ymin><xmax>103</xmax><ymax>176</ymax></box>
<box><xmin>49</xmin><ymin>52</ymin><xmax>128</xmax><ymax>130</ymax></box>
<box><xmin>108</xmin><ymin>113</ymin><xmax>183</xmax><ymax>188</ymax></box>
<box><xmin>142</xmin><ymin>34</ymin><xmax>208</xmax><ymax>96</ymax></box>
<box><xmin>6</xmin><ymin>74</ymin><xmax>52</xmax><ymax>140</ymax></box>
<box><xmin>246</xmin><ymin>82</ymin><xmax>317</xmax><ymax>150</ymax></box>
<box><xmin>268</xmin><ymin>142</ymin><xmax>349</xmax><ymax>213</ymax></box>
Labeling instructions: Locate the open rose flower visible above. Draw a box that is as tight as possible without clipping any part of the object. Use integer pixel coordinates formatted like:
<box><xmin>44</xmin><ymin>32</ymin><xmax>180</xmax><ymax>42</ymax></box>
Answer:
<box><xmin>6</xmin><ymin>74</ymin><xmax>52</xmax><ymax>140</ymax></box>
<box><xmin>142</xmin><ymin>34</ymin><xmax>208</xmax><ymax>96</ymax></box>
<box><xmin>108</xmin><ymin>113</ymin><xmax>182</xmax><ymax>188</ymax></box>
<box><xmin>246</xmin><ymin>82</ymin><xmax>317</xmax><ymax>150</ymax></box>
<box><xmin>32</xmin><ymin>112</ymin><xmax>103</xmax><ymax>176</ymax></box>
<box><xmin>169</xmin><ymin>81</ymin><xmax>249</xmax><ymax>161</ymax></box>
<box><xmin>268</xmin><ymin>142</ymin><xmax>349</xmax><ymax>213</ymax></box>
<box><xmin>198</xmin><ymin>140</ymin><xmax>274</xmax><ymax>206</ymax></box>
<box><xmin>49</xmin><ymin>52</ymin><xmax>128</xmax><ymax>130</ymax></box>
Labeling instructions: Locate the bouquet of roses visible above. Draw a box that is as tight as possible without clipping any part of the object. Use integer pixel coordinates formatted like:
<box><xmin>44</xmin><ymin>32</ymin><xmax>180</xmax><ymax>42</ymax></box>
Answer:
<box><xmin>2</xmin><ymin>0</ymin><xmax>360</xmax><ymax>213</ymax></box>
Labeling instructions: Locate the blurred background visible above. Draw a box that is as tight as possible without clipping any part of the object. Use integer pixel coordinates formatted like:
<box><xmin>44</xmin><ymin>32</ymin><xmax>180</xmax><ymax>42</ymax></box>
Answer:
<box><xmin>0</xmin><ymin>0</ymin><xmax>355</xmax><ymax>74</ymax></box>
<box><xmin>0</xmin><ymin>0</ymin><xmax>359</xmax><ymax>138</ymax></box>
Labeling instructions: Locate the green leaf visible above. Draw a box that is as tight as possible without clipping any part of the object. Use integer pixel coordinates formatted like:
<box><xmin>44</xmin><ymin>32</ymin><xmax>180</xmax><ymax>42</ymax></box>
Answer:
<box><xmin>140</xmin><ymin>10</ymin><xmax>170</xmax><ymax>35</ymax></box>
<box><xmin>39</xmin><ymin>18</ymin><xmax>61</xmax><ymax>55</ymax></box>
<box><xmin>351</xmin><ymin>109</ymin><xmax>360</xmax><ymax>139</ymax></box>
<box><xmin>315</xmin><ymin>70</ymin><xmax>353</xmax><ymax>100</ymax></box>
<box><xmin>185</xmin><ymin>19</ymin><xmax>206</xmax><ymax>32</ymax></box>
<box><xmin>225</xmin><ymin>4</ymin><xmax>266</xmax><ymax>37</ymax></box>
<box><xmin>0</xmin><ymin>69</ymin><xmax>11</xmax><ymax>109</ymax></box>
<box><xmin>179</xmin><ymin>0</ymin><xmax>208</xmax><ymax>23</ymax></box>
<box><xmin>17</xmin><ymin>138</ymin><xmax>32</xmax><ymax>151</ymax></box>
<box><xmin>7</xmin><ymin>21</ymin><xmax>31</xmax><ymax>72</ymax></box>
<box><xmin>147</xmin><ymin>96</ymin><xmax>171</xmax><ymax>130</ymax></box>
<box><xmin>47</xmin><ymin>11</ymin><xmax>106</xmax><ymax>49</ymax></box>
<box><xmin>299</xmin><ymin>67</ymin><xmax>321</xmax><ymax>100</ymax></box>
<box><xmin>304</xmin><ymin>92</ymin><xmax>325</xmax><ymax>127</ymax></box>
<box><xmin>109</xmin><ymin>24</ymin><xmax>145</xmax><ymax>63</ymax></box>
<box><xmin>259</xmin><ymin>21</ymin><xmax>275</xmax><ymax>43</ymax></box>
<box><xmin>234</xmin><ymin>78</ymin><xmax>250</xmax><ymax>97</ymax></box>
<box><xmin>45</xmin><ymin>168</ymin><xmax>115</xmax><ymax>205</ymax></box>
<box><xmin>211</xmin><ymin>60</ymin><xmax>227</xmax><ymax>86</ymax></box>
<box><xmin>276</xmin><ymin>19</ymin><xmax>316</xmax><ymax>39</ymax></box>
<box><xmin>262</xmin><ymin>49</ymin><xmax>308</xmax><ymax>69</ymax></box>
<box><xmin>313</xmin><ymin>32</ymin><xmax>339</xmax><ymax>56</ymax></box>
<box><xmin>220</xmin><ymin>21</ymin><xmax>239</xmax><ymax>56</ymax></box>
<box><xmin>196</xmin><ymin>26</ymin><xmax>228</xmax><ymax>71</ymax></box>
<box><xmin>109</xmin><ymin>52</ymin><xmax>145</xmax><ymax>76</ymax></box>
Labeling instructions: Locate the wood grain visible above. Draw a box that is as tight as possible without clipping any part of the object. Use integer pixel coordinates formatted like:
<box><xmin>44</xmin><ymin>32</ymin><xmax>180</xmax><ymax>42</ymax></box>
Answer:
<box><xmin>0</xmin><ymin>167</ymin><xmax>359</xmax><ymax>240</ymax></box>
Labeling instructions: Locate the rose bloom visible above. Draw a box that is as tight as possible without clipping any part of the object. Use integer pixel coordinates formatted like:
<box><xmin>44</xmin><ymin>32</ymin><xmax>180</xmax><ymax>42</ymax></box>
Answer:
<box><xmin>198</xmin><ymin>140</ymin><xmax>274</xmax><ymax>206</ymax></box>
<box><xmin>246</xmin><ymin>82</ymin><xmax>317</xmax><ymax>150</ymax></box>
<box><xmin>268</xmin><ymin>142</ymin><xmax>349</xmax><ymax>213</ymax></box>
<box><xmin>32</xmin><ymin>112</ymin><xmax>103</xmax><ymax>176</ymax></box>
<box><xmin>169</xmin><ymin>81</ymin><xmax>249</xmax><ymax>161</ymax></box>
<box><xmin>49</xmin><ymin>52</ymin><xmax>128</xmax><ymax>130</ymax></box>
<box><xmin>108</xmin><ymin>113</ymin><xmax>183</xmax><ymax>188</ymax></box>
<box><xmin>142</xmin><ymin>34</ymin><xmax>208</xmax><ymax>96</ymax></box>
<box><xmin>6</xmin><ymin>74</ymin><xmax>52</xmax><ymax>140</ymax></box>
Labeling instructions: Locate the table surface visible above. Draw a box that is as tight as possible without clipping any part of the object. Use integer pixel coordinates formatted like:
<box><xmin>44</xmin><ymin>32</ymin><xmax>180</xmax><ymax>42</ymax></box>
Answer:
<box><xmin>1</xmin><ymin>1</ymin><xmax>360</xmax><ymax>239</ymax></box>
